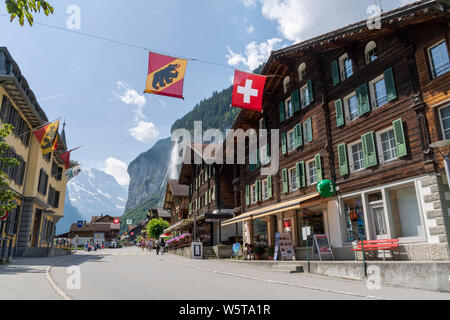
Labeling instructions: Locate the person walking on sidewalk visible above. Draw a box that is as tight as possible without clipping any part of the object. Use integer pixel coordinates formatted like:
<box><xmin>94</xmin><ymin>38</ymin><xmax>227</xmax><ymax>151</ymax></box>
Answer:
<box><xmin>160</xmin><ymin>238</ymin><xmax>165</xmax><ymax>255</ymax></box>
<box><xmin>155</xmin><ymin>239</ymin><xmax>160</xmax><ymax>255</ymax></box>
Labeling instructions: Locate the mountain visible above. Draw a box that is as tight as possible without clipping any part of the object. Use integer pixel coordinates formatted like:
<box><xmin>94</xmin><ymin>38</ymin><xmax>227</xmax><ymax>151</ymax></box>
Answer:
<box><xmin>56</xmin><ymin>191</ymin><xmax>84</xmax><ymax>235</ymax></box>
<box><xmin>67</xmin><ymin>168</ymin><xmax>128</xmax><ymax>220</ymax></box>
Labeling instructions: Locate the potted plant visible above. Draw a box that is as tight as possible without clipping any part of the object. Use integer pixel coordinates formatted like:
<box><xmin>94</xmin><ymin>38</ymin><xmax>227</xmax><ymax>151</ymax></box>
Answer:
<box><xmin>255</xmin><ymin>245</ymin><xmax>266</xmax><ymax>260</ymax></box>
<box><xmin>266</xmin><ymin>246</ymin><xmax>275</xmax><ymax>260</ymax></box>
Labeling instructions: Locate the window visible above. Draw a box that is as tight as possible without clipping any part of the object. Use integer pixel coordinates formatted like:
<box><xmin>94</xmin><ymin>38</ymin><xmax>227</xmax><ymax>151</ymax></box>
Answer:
<box><xmin>344</xmin><ymin>92</ymin><xmax>359</xmax><ymax>122</ymax></box>
<box><xmin>298</xmin><ymin>63</ymin><xmax>307</xmax><ymax>81</ymax></box>
<box><xmin>37</xmin><ymin>168</ymin><xmax>49</xmax><ymax>195</ymax></box>
<box><xmin>0</xmin><ymin>95</ymin><xmax>31</xmax><ymax>146</ymax></box>
<box><xmin>302</xmin><ymin>119</ymin><xmax>313</xmax><ymax>145</ymax></box>
<box><xmin>439</xmin><ymin>105</ymin><xmax>450</xmax><ymax>139</ymax></box>
<box><xmin>339</xmin><ymin>54</ymin><xmax>353</xmax><ymax>80</ymax></box>
<box><xmin>283</xmin><ymin>76</ymin><xmax>291</xmax><ymax>93</ymax></box>
<box><xmin>377</xmin><ymin>127</ymin><xmax>398</xmax><ymax>163</ymax></box>
<box><xmin>348</xmin><ymin>141</ymin><xmax>365</xmax><ymax>173</ymax></box>
<box><xmin>285</xmin><ymin>97</ymin><xmax>293</xmax><ymax>119</ymax></box>
<box><xmin>369</xmin><ymin>74</ymin><xmax>388</xmax><ymax>108</ymax></box>
<box><xmin>288</xmin><ymin>166</ymin><xmax>298</xmax><ymax>192</ymax></box>
<box><xmin>365</xmin><ymin>41</ymin><xmax>378</xmax><ymax>64</ymax></box>
<box><xmin>47</xmin><ymin>186</ymin><xmax>60</xmax><ymax>208</ymax></box>
<box><xmin>262</xmin><ymin>179</ymin><xmax>269</xmax><ymax>200</ymax></box>
<box><xmin>306</xmin><ymin>160</ymin><xmax>317</xmax><ymax>186</ymax></box>
<box><xmin>388</xmin><ymin>184</ymin><xmax>425</xmax><ymax>239</ymax></box>
<box><xmin>300</xmin><ymin>84</ymin><xmax>310</xmax><ymax>108</ymax></box>
<box><xmin>287</xmin><ymin>129</ymin><xmax>295</xmax><ymax>152</ymax></box>
<box><xmin>6</xmin><ymin>205</ymin><xmax>20</xmax><ymax>235</ymax></box>
<box><xmin>251</xmin><ymin>184</ymin><xmax>257</xmax><ymax>204</ymax></box>
<box><xmin>428</xmin><ymin>40</ymin><xmax>450</xmax><ymax>79</ymax></box>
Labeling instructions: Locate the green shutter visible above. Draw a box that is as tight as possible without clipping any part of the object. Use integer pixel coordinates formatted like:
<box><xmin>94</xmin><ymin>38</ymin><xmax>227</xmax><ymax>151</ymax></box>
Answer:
<box><xmin>306</xmin><ymin>118</ymin><xmax>313</xmax><ymax>143</ymax></box>
<box><xmin>393</xmin><ymin>118</ymin><xmax>407</xmax><ymax>157</ymax></box>
<box><xmin>362</xmin><ymin>132</ymin><xmax>378</xmax><ymax>168</ymax></box>
<box><xmin>291</xmin><ymin>89</ymin><xmax>300</xmax><ymax>113</ymax></box>
<box><xmin>245</xmin><ymin>185</ymin><xmax>250</xmax><ymax>206</ymax></box>
<box><xmin>337</xmin><ymin>143</ymin><xmax>349</xmax><ymax>176</ymax></box>
<box><xmin>332</xmin><ymin>60</ymin><xmax>340</xmax><ymax>86</ymax></box>
<box><xmin>282</xmin><ymin>133</ymin><xmax>287</xmax><ymax>155</ymax></box>
<box><xmin>282</xmin><ymin>169</ymin><xmax>288</xmax><ymax>193</ymax></box>
<box><xmin>257</xmin><ymin>180</ymin><xmax>262</xmax><ymax>202</ymax></box>
<box><xmin>299</xmin><ymin>161</ymin><xmax>306</xmax><ymax>187</ymax></box>
<box><xmin>384</xmin><ymin>67</ymin><xmax>397</xmax><ymax>102</ymax></box>
<box><xmin>279</xmin><ymin>101</ymin><xmax>285</xmax><ymax>122</ymax></box>
<box><xmin>315</xmin><ymin>154</ymin><xmax>323</xmax><ymax>182</ymax></box>
<box><xmin>357</xmin><ymin>83</ymin><xmax>370</xmax><ymax>116</ymax></box>
<box><xmin>296</xmin><ymin>162</ymin><xmax>301</xmax><ymax>188</ymax></box>
<box><xmin>267</xmin><ymin>176</ymin><xmax>273</xmax><ymax>198</ymax></box>
<box><xmin>189</xmin><ymin>203</ymin><xmax>192</xmax><ymax>214</ymax></box>
<box><xmin>294</xmin><ymin>124</ymin><xmax>303</xmax><ymax>149</ymax></box>
<box><xmin>335</xmin><ymin>99</ymin><xmax>345</xmax><ymax>127</ymax></box>
<box><xmin>307</xmin><ymin>79</ymin><xmax>314</xmax><ymax>104</ymax></box>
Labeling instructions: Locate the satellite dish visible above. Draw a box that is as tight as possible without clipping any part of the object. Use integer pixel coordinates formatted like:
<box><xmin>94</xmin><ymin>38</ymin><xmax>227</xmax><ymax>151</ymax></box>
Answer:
<box><xmin>430</xmin><ymin>140</ymin><xmax>450</xmax><ymax>148</ymax></box>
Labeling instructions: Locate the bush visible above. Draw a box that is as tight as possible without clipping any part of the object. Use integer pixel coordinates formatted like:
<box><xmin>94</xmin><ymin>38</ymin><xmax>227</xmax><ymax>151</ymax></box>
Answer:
<box><xmin>266</xmin><ymin>246</ymin><xmax>275</xmax><ymax>257</ymax></box>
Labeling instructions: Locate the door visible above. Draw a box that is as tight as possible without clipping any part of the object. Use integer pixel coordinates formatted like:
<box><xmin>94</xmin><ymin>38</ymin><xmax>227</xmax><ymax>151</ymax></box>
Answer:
<box><xmin>31</xmin><ymin>209</ymin><xmax>42</xmax><ymax>247</ymax></box>
<box><xmin>370</xmin><ymin>203</ymin><xmax>388</xmax><ymax>239</ymax></box>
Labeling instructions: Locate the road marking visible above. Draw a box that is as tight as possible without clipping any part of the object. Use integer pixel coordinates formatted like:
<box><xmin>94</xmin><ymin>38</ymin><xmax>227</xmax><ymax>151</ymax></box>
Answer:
<box><xmin>157</xmin><ymin>256</ymin><xmax>390</xmax><ymax>300</ymax></box>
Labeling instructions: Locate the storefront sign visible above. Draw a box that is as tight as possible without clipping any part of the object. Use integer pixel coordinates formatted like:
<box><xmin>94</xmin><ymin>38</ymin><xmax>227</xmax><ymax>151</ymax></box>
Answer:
<box><xmin>94</xmin><ymin>233</ymin><xmax>105</xmax><ymax>242</ymax></box>
<box><xmin>283</xmin><ymin>220</ymin><xmax>292</xmax><ymax>232</ymax></box>
<box><xmin>312</xmin><ymin>234</ymin><xmax>334</xmax><ymax>261</ymax></box>
<box><xmin>232</xmin><ymin>243</ymin><xmax>241</xmax><ymax>256</ymax></box>
<box><xmin>191</xmin><ymin>242</ymin><xmax>203</xmax><ymax>260</ymax></box>
<box><xmin>317</xmin><ymin>179</ymin><xmax>336</xmax><ymax>198</ymax></box>
<box><xmin>302</xmin><ymin>226</ymin><xmax>311</xmax><ymax>241</ymax></box>
<box><xmin>279</xmin><ymin>232</ymin><xmax>295</xmax><ymax>261</ymax></box>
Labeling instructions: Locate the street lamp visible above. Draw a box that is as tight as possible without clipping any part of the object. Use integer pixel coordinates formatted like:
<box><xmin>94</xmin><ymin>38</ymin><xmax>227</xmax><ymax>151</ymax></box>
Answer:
<box><xmin>430</xmin><ymin>140</ymin><xmax>450</xmax><ymax>187</ymax></box>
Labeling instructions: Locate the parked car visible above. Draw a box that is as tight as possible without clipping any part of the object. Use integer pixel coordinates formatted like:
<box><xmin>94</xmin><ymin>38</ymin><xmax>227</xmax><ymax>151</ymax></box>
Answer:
<box><xmin>109</xmin><ymin>242</ymin><xmax>117</xmax><ymax>248</ymax></box>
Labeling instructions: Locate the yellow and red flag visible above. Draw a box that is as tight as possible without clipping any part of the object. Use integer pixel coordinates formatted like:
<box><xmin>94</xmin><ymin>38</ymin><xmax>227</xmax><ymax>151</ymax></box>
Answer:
<box><xmin>34</xmin><ymin>120</ymin><xmax>60</xmax><ymax>155</ymax></box>
<box><xmin>145</xmin><ymin>52</ymin><xmax>188</xmax><ymax>99</ymax></box>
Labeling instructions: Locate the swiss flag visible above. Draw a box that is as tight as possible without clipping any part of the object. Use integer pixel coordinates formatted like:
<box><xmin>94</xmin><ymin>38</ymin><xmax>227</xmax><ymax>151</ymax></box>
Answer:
<box><xmin>231</xmin><ymin>70</ymin><xmax>267</xmax><ymax>112</ymax></box>
<box><xmin>113</xmin><ymin>218</ymin><xmax>120</xmax><ymax>224</ymax></box>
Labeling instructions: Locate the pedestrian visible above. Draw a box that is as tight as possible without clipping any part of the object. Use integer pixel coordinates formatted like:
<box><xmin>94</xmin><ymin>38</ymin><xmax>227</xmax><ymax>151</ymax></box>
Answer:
<box><xmin>155</xmin><ymin>239</ymin><xmax>160</xmax><ymax>255</ymax></box>
<box><xmin>160</xmin><ymin>238</ymin><xmax>165</xmax><ymax>255</ymax></box>
<box><xmin>84</xmin><ymin>242</ymin><xmax>88</xmax><ymax>251</ymax></box>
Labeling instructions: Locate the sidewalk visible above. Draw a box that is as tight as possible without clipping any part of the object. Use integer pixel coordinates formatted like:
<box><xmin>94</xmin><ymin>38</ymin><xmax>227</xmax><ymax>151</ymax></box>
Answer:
<box><xmin>158</xmin><ymin>253</ymin><xmax>450</xmax><ymax>300</ymax></box>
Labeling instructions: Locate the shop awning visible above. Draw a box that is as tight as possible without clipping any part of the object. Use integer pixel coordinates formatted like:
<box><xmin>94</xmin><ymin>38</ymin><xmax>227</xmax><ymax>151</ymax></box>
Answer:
<box><xmin>221</xmin><ymin>193</ymin><xmax>321</xmax><ymax>227</ymax></box>
<box><xmin>163</xmin><ymin>214</ymin><xmax>206</xmax><ymax>233</ymax></box>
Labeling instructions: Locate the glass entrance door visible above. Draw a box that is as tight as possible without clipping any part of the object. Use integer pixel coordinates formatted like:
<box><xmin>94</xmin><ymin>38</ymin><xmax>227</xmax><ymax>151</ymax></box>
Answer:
<box><xmin>370</xmin><ymin>204</ymin><xmax>388</xmax><ymax>239</ymax></box>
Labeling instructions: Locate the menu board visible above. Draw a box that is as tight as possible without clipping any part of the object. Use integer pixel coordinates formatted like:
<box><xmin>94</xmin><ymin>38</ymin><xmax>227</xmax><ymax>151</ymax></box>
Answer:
<box><xmin>279</xmin><ymin>232</ymin><xmax>295</xmax><ymax>261</ymax></box>
<box><xmin>312</xmin><ymin>234</ymin><xmax>334</xmax><ymax>261</ymax></box>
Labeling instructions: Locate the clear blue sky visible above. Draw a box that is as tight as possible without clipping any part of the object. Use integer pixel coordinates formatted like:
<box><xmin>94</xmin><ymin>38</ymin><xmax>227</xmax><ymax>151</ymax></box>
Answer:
<box><xmin>0</xmin><ymin>0</ymin><xmax>411</xmax><ymax>185</ymax></box>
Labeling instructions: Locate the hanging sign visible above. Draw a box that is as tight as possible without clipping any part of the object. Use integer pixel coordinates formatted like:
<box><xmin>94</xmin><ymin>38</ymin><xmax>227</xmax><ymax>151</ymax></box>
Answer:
<box><xmin>65</xmin><ymin>165</ymin><xmax>82</xmax><ymax>181</ymax></box>
<box><xmin>0</xmin><ymin>210</ymin><xmax>8</xmax><ymax>221</ymax></box>
<box><xmin>317</xmin><ymin>179</ymin><xmax>336</xmax><ymax>198</ymax></box>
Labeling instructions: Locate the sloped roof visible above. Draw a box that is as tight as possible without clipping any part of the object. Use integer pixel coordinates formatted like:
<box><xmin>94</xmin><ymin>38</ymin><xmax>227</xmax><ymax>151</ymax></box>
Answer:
<box><xmin>168</xmin><ymin>179</ymin><xmax>189</xmax><ymax>197</ymax></box>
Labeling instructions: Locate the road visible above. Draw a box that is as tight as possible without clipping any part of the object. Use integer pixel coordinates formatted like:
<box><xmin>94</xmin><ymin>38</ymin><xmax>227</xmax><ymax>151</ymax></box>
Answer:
<box><xmin>1</xmin><ymin>246</ymin><xmax>449</xmax><ymax>300</ymax></box>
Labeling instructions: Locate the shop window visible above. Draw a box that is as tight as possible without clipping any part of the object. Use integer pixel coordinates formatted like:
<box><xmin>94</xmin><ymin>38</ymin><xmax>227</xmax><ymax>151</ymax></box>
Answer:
<box><xmin>348</xmin><ymin>141</ymin><xmax>365</xmax><ymax>173</ymax></box>
<box><xmin>288</xmin><ymin>166</ymin><xmax>298</xmax><ymax>192</ymax></box>
<box><xmin>339</xmin><ymin>53</ymin><xmax>353</xmax><ymax>80</ymax></box>
<box><xmin>297</xmin><ymin>208</ymin><xmax>325</xmax><ymax>247</ymax></box>
<box><xmin>344</xmin><ymin>92</ymin><xmax>359</xmax><ymax>122</ymax></box>
<box><xmin>439</xmin><ymin>105</ymin><xmax>450</xmax><ymax>139</ymax></box>
<box><xmin>376</xmin><ymin>127</ymin><xmax>398</xmax><ymax>163</ymax></box>
<box><xmin>306</xmin><ymin>159</ymin><xmax>317</xmax><ymax>186</ymax></box>
<box><xmin>343</xmin><ymin>197</ymin><xmax>366</xmax><ymax>242</ymax></box>
<box><xmin>252</xmin><ymin>218</ymin><xmax>268</xmax><ymax>246</ymax></box>
<box><xmin>365</xmin><ymin>41</ymin><xmax>378</xmax><ymax>64</ymax></box>
<box><xmin>283</xmin><ymin>76</ymin><xmax>291</xmax><ymax>93</ymax></box>
<box><xmin>428</xmin><ymin>40</ymin><xmax>450</xmax><ymax>79</ymax></box>
<box><xmin>287</xmin><ymin>129</ymin><xmax>295</xmax><ymax>152</ymax></box>
<box><xmin>388</xmin><ymin>184</ymin><xmax>425</xmax><ymax>239</ymax></box>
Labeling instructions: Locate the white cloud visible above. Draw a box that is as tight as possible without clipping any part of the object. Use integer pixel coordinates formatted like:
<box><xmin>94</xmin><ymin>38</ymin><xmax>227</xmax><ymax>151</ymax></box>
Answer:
<box><xmin>239</xmin><ymin>0</ymin><xmax>257</xmax><ymax>7</ymax></box>
<box><xmin>246</xmin><ymin>25</ymin><xmax>255</xmax><ymax>34</ymax></box>
<box><xmin>226</xmin><ymin>38</ymin><xmax>282</xmax><ymax>71</ymax></box>
<box><xmin>114</xmin><ymin>81</ymin><xmax>146</xmax><ymax>108</ymax></box>
<box><xmin>129</xmin><ymin>121</ymin><xmax>160</xmax><ymax>143</ymax></box>
<box><xmin>101</xmin><ymin>157</ymin><xmax>130</xmax><ymax>186</ymax></box>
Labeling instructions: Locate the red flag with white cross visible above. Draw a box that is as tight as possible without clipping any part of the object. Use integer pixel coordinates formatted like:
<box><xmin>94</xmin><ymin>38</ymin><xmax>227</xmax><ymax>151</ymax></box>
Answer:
<box><xmin>231</xmin><ymin>70</ymin><xmax>267</xmax><ymax>112</ymax></box>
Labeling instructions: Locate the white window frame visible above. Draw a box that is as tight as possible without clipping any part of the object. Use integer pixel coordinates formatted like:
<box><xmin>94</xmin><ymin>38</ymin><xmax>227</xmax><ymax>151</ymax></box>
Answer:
<box><xmin>365</xmin><ymin>41</ymin><xmax>378</xmax><ymax>64</ymax></box>
<box><xmin>288</xmin><ymin>166</ymin><xmax>298</xmax><ymax>192</ymax></box>
<box><xmin>369</xmin><ymin>74</ymin><xmax>387</xmax><ymax>109</ymax></box>
<box><xmin>427</xmin><ymin>39</ymin><xmax>450</xmax><ymax>79</ymax></box>
<box><xmin>376</xmin><ymin>126</ymin><xmax>398</xmax><ymax>164</ymax></box>
<box><xmin>251</xmin><ymin>184</ymin><xmax>257</xmax><ymax>204</ymax></box>
<box><xmin>287</xmin><ymin>129</ymin><xmax>295</xmax><ymax>152</ymax></box>
<box><xmin>438</xmin><ymin>105</ymin><xmax>450</xmax><ymax>140</ymax></box>
<box><xmin>306</xmin><ymin>159</ymin><xmax>317</xmax><ymax>186</ymax></box>
<box><xmin>339</xmin><ymin>53</ymin><xmax>353</xmax><ymax>80</ymax></box>
<box><xmin>283</xmin><ymin>76</ymin><xmax>291</xmax><ymax>93</ymax></box>
<box><xmin>298</xmin><ymin>63</ymin><xmax>307</xmax><ymax>81</ymax></box>
<box><xmin>285</xmin><ymin>97</ymin><xmax>293</xmax><ymax>119</ymax></box>
<box><xmin>300</xmin><ymin>84</ymin><xmax>310</xmax><ymax>108</ymax></box>
<box><xmin>348</xmin><ymin>140</ymin><xmax>365</xmax><ymax>173</ymax></box>
<box><xmin>343</xmin><ymin>91</ymin><xmax>358</xmax><ymax>123</ymax></box>
<box><xmin>262</xmin><ymin>178</ymin><xmax>269</xmax><ymax>200</ymax></box>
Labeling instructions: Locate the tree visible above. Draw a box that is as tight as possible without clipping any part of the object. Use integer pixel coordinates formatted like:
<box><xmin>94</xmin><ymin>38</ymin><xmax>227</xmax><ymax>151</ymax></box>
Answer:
<box><xmin>146</xmin><ymin>218</ymin><xmax>169</xmax><ymax>240</ymax></box>
<box><xmin>0</xmin><ymin>124</ymin><xmax>20</xmax><ymax>218</ymax></box>
<box><xmin>5</xmin><ymin>0</ymin><xmax>54</xmax><ymax>26</ymax></box>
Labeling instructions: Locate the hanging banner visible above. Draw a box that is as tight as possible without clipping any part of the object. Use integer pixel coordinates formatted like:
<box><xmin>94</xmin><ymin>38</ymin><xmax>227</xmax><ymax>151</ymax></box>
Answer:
<box><xmin>145</xmin><ymin>51</ymin><xmax>188</xmax><ymax>99</ymax></box>
<box><xmin>231</xmin><ymin>70</ymin><xmax>267</xmax><ymax>112</ymax></box>
<box><xmin>34</xmin><ymin>120</ymin><xmax>60</xmax><ymax>155</ymax></box>
<box><xmin>65</xmin><ymin>165</ymin><xmax>82</xmax><ymax>181</ymax></box>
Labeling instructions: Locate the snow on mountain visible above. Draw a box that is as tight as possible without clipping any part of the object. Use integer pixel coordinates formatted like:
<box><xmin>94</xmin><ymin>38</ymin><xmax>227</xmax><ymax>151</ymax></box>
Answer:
<box><xmin>67</xmin><ymin>168</ymin><xmax>128</xmax><ymax>220</ymax></box>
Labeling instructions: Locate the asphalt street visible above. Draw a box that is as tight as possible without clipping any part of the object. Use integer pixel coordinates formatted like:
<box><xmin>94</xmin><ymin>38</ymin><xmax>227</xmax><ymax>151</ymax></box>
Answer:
<box><xmin>1</xmin><ymin>246</ymin><xmax>450</xmax><ymax>300</ymax></box>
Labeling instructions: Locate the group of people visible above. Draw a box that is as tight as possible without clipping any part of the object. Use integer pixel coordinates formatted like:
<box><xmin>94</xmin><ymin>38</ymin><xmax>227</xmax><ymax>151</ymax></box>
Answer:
<box><xmin>84</xmin><ymin>241</ymin><xmax>104</xmax><ymax>252</ymax></box>
<box><xmin>243</xmin><ymin>243</ymin><xmax>255</xmax><ymax>260</ymax></box>
<box><xmin>138</xmin><ymin>238</ymin><xmax>166</xmax><ymax>255</ymax></box>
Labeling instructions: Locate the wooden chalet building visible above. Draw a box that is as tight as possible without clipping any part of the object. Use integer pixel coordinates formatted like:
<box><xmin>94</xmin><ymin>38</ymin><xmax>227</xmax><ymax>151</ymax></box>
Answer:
<box><xmin>162</xmin><ymin>179</ymin><xmax>189</xmax><ymax>236</ymax></box>
<box><xmin>70</xmin><ymin>215</ymin><xmax>120</xmax><ymax>244</ymax></box>
<box><xmin>223</xmin><ymin>0</ymin><xmax>450</xmax><ymax>261</ymax></box>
